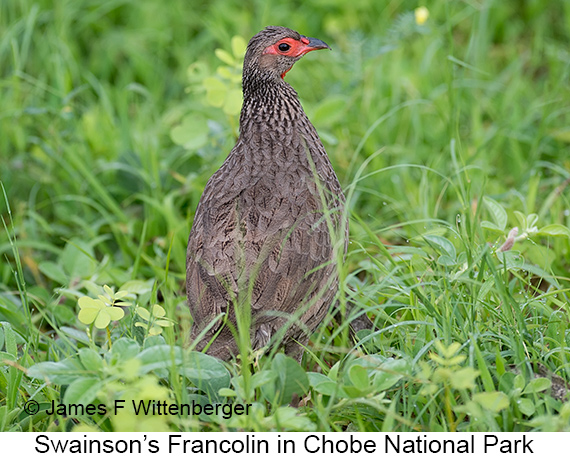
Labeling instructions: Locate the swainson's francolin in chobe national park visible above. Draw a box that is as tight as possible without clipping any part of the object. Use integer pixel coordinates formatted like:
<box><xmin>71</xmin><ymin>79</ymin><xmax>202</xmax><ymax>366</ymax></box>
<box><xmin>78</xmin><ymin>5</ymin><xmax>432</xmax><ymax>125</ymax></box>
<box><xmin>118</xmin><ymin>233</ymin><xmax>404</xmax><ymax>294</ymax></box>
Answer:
<box><xmin>186</xmin><ymin>26</ymin><xmax>347</xmax><ymax>360</ymax></box>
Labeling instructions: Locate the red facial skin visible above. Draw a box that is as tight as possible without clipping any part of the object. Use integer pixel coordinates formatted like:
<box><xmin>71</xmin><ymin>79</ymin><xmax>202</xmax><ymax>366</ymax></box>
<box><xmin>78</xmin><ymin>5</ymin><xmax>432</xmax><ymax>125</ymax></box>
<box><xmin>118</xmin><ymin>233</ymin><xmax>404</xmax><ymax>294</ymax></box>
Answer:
<box><xmin>263</xmin><ymin>37</ymin><xmax>319</xmax><ymax>78</ymax></box>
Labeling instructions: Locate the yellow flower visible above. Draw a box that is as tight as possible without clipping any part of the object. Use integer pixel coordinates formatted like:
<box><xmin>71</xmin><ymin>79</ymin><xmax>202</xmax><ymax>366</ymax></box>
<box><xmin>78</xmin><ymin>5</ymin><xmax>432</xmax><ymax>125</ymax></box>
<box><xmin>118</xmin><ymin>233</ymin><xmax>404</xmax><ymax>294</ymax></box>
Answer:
<box><xmin>415</xmin><ymin>6</ymin><xmax>429</xmax><ymax>25</ymax></box>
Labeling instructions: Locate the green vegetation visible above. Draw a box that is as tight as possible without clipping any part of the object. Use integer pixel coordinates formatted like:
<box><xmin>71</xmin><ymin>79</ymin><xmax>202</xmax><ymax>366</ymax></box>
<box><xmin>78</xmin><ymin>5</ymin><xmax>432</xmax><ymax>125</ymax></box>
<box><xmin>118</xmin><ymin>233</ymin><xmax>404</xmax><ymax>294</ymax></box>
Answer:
<box><xmin>1</xmin><ymin>0</ymin><xmax>569</xmax><ymax>432</ymax></box>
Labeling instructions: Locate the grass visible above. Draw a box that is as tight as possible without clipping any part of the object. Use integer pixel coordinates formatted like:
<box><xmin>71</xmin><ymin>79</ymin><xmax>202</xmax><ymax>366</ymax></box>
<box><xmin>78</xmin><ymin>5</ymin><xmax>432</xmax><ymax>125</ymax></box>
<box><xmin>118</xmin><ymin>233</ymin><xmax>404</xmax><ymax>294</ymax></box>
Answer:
<box><xmin>1</xmin><ymin>0</ymin><xmax>570</xmax><ymax>432</ymax></box>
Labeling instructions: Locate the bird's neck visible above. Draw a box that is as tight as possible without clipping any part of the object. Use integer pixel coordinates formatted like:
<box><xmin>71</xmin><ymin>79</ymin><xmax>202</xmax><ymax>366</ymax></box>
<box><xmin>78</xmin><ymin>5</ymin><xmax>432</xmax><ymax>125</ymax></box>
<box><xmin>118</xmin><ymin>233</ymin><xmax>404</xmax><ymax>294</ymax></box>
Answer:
<box><xmin>236</xmin><ymin>71</ymin><xmax>334</xmax><ymax>184</ymax></box>
<box><xmin>239</xmin><ymin>74</ymin><xmax>308</xmax><ymax>138</ymax></box>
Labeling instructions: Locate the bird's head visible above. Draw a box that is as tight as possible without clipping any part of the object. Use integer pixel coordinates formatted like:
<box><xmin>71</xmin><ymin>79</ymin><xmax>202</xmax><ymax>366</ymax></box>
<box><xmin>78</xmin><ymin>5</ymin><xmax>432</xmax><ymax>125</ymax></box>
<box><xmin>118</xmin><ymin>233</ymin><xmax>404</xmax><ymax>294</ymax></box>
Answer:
<box><xmin>243</xmin><ymin>26</ymin><xmax>330</xmax><ymax>82</ymax></box>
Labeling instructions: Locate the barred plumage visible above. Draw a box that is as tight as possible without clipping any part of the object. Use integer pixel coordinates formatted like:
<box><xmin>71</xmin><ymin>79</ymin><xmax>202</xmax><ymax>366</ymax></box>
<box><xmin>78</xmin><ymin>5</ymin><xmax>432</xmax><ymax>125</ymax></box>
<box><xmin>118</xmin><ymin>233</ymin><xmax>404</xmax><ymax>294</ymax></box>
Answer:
<box><xmin>186</xmin><ymin>26</ymin><xmax>346</xmax><ymax>360</ymax></box>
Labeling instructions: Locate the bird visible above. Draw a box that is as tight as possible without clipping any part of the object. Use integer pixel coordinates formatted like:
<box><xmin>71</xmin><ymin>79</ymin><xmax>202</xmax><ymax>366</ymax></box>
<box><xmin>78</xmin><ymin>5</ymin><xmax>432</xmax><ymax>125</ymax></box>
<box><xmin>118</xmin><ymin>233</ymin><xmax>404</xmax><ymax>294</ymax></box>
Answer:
<box><xmin>186</xmin><ymin>26</ymin><xmax>347</xmax><ymax>360</ymax></box>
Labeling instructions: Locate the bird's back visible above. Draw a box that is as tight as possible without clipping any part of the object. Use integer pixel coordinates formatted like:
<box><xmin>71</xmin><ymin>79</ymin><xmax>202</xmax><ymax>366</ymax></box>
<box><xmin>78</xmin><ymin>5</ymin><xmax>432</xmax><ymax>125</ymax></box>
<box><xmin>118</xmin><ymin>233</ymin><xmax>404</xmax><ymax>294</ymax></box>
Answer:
<box><xmin>187</xmin><ymin>111</ymin><xmax>345</xmax><ymax>359</ymax></box>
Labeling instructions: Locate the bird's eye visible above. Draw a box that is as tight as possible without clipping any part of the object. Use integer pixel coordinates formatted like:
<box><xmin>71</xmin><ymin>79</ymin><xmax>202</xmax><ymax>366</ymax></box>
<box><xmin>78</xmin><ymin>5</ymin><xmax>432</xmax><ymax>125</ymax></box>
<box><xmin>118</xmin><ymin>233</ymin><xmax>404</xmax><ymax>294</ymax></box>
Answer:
<box><xmin>278</xmin><ymin>43</ymin><xmax>291</xmax><ymax>52</ymax></box>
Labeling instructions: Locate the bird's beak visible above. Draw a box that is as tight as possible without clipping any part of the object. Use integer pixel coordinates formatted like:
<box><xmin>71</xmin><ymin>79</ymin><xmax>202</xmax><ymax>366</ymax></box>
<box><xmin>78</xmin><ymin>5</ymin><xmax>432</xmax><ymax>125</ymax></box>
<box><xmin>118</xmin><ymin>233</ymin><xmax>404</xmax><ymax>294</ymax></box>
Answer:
<box><xmin>299</xmin><ymin>35</ymin><xmax>331</xmax><ymax>55</ymax></box>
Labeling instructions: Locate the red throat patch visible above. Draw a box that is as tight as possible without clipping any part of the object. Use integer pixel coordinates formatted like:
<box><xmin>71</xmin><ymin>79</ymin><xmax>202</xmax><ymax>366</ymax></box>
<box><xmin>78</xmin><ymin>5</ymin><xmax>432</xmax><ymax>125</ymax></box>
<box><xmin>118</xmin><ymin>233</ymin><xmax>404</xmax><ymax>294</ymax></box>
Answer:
<box><xmin>281</xmin><ymin>67</ymin><xmax>293</xmax><ymax>79</ymax></box>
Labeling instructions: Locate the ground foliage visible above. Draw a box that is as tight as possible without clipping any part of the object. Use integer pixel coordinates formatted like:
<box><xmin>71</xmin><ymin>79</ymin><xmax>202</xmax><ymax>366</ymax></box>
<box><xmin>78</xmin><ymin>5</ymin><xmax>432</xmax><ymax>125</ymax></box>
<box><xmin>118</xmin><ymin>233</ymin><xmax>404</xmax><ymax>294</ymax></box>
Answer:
<box><xmin>1</xmin><ymin>0</ymin><xmax>570</xmax><ymax>432</ymax></box>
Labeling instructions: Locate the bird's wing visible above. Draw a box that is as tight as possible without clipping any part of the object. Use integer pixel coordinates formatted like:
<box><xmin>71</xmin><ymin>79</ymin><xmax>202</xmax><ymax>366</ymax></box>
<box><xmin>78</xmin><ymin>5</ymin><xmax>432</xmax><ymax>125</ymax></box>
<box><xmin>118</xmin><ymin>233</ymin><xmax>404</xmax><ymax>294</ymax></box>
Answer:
<box><xmin>186</xmin><ymin>133</ymin><xmax>346</xmax><ymax>356</ymax></box>
<box><xmin>187</xmin><ymin>173</ymin><xmax>341</xmax><ymax>350</ymax></box>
